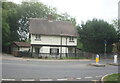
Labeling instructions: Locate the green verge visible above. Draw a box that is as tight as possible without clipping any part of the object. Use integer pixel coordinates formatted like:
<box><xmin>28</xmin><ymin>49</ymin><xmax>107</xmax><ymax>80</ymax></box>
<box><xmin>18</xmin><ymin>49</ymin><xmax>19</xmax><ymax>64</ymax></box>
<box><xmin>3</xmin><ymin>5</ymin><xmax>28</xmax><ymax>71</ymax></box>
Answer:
<box><xmin>103</xmin><ymin>73</ymin><xmax>120</xmax><ymax>83</ymax></box>
<box><xmin>62</xmin><ymin>57</ymin><xmax>87</xmax><ymax>59</ymax></box>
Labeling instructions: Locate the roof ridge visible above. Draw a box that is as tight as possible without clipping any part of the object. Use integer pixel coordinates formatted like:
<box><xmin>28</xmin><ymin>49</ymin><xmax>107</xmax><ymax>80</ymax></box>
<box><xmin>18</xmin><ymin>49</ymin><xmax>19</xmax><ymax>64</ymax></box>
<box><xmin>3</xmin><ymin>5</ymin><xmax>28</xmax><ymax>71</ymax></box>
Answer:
<box><xmin>29</xmin><ymin>18</ymin><xmax>72</xmax><ymax>23</ymax></box>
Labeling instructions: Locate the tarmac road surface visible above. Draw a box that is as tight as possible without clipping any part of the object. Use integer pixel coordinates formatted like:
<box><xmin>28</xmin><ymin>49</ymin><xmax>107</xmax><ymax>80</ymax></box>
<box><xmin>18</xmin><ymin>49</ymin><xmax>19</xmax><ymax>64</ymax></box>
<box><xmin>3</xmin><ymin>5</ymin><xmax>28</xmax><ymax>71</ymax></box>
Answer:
<box><xmin>1</xmin><ymin>54</ymin><xmax>118</xmax><ymax>81</ymax></box>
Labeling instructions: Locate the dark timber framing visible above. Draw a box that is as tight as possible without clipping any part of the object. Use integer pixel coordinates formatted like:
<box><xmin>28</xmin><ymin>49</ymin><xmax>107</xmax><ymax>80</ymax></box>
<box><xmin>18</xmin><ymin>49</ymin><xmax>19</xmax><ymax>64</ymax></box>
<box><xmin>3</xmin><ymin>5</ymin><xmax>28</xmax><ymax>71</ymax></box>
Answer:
<box><xmin>60</xmin><ymin>34</ymin><xmax>62</xmax><ymax>59</ymax></box>
<box><xmin>31</xmin><ymin>44</ymin><xmax>77</xmax><ymax>58</ymax></box>
<box><xmin>29</xmin><ymin>18</ymin><xmax>78</xmax><ymax>58</ymax></box>
<box><xmin>66</xmin><ymin>37</ymin><xmax>68</xmax><ymax>57</ymax></box>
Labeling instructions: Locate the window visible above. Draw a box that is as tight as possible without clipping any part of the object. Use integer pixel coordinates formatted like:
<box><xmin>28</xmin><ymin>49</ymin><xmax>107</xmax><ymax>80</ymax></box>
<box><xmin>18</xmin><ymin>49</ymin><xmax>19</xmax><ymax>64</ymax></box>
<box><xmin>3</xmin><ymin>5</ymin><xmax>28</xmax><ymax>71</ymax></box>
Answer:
<box><xmin>35</xmin><ymin>34</ymin><xmax>41</xmax><ymax>40</ymax></box>
<box><xmin>50</xmin><ymin>48</ymin><xmax>59</xmax><ymax>55</ymax></box>
<box><xmin>69</xmin><ymin>36</ymin><xmax>74</xmax><ymax>42</ymax></box>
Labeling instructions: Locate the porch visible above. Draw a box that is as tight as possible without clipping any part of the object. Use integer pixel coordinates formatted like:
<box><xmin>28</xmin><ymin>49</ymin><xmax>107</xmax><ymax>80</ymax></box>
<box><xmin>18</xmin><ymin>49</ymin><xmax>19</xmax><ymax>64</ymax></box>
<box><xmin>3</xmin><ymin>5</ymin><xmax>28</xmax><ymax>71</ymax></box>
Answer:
<box><xmin>30</xmin><ymin>44</ymin><xmax>77</xmax><ymax>59</ymax></box>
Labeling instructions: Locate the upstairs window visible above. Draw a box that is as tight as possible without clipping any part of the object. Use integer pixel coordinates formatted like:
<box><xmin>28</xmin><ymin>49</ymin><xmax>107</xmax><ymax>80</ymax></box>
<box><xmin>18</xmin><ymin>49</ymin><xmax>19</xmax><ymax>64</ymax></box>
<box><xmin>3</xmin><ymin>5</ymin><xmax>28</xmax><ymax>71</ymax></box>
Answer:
<box><xmin>35</xmin><ymin>34</ymin><xmax>41</xmax><ymax>41</ymax></box>
<box><xmin>69</xmin><ymin>36</ymin><xmax>74</xmax><ymax>42</ymax></box>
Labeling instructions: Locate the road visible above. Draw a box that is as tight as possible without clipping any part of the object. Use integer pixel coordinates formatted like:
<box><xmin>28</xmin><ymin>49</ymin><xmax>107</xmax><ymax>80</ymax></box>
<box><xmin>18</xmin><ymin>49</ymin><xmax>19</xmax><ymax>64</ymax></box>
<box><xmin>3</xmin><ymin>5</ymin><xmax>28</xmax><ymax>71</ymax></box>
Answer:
<box><xmin>2</xmin><ymin>54</ymin><xmax>118</xmax><ymax>81</ymax></box>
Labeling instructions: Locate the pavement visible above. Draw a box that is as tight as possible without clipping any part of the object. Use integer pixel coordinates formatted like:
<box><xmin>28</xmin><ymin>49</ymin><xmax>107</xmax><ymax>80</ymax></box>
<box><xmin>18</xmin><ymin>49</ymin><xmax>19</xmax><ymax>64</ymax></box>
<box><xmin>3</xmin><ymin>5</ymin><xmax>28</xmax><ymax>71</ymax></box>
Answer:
<box><xmin>2</xmin><ymin>53</ymin><xmax>91</xmax><ymax>61</ymax></box>
<box><xmin>1</xmin><ymin>53</ymin><xmax>119</xmax><ymax>82</ymax></box>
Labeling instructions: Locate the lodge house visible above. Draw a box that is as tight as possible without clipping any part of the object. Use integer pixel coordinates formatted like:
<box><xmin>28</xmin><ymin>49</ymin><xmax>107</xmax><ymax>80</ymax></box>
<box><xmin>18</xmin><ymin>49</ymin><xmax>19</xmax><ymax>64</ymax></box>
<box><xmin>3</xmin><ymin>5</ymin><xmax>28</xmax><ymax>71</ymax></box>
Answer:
<box><xmin>29</xmin><ymin>16</ymin><xmax>78</xmax><ymax>58</ymax></box>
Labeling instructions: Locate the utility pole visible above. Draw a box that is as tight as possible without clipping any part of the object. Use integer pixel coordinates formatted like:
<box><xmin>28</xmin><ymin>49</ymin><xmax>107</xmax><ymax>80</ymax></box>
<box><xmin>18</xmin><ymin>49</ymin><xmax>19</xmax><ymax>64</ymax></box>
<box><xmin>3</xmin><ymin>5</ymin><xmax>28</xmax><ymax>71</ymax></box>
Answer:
<box><xmin>104</xmin><ymin>40</ymin><xmax>107</xmax><ymax>58</ymax></box>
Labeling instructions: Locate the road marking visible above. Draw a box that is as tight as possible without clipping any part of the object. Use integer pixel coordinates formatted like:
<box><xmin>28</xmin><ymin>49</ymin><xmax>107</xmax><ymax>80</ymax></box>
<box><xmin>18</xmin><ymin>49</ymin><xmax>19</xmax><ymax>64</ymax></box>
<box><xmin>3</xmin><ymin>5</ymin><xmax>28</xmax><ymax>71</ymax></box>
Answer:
<box><xmin>91</xmin><ymin>80</ymin><xmax>99</xmax><ymax>81</ymax></box>
<box><xmin>76</xmin><ymin>78</ymin><xmax>81</xmax><ymax>80</ymax></box>
<box><xmin>96</xmin><ymin>76</ymin><xmax>102</xmax><ymax>78</ymax></box>
<box><xmin>85</xmin><ymin>77</ymin><xmax>93</xmax><ymax>79</ymax></box>
<box><xmin>40</xmin><ymin>79</ymin><xmax>53</xmax><ymax>81</ymax></box>
<box><xmin>2</xmin><ymin>79</ymin><xmax>15</xmax><ymax>81</ymax></box>
<box><xmin>21</xmin><ymin>79</ymin><xmax>35</xmax><ymax>81</ymax></box>
<box><xmin>57</xmin><ymin>78</ymin><xmax>68</xmax><ymax>81</ymax></box>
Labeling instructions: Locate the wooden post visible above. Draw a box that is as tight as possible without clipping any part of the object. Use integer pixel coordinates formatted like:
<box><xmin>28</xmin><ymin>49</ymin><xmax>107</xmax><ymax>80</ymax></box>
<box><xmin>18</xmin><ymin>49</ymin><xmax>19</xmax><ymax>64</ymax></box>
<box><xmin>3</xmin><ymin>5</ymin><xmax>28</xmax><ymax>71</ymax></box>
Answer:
<box><xmin>60</xmin><ymin>34</ymin><xmax>62</xmax><ymax>59</ymax></box>
<box><xmin>66</xmin><ymin>37</ymin><xmax>68</xmax><ymax>57</ymax></box>
<box><xmin>75</xmin><ymin>47</ymin><xmax>76</xmax><ymax>57</ymax></box>
<box><xmin>31</xmin><ymin>45</ymin><xmax>33</xmax><ymax>57</ymax></box>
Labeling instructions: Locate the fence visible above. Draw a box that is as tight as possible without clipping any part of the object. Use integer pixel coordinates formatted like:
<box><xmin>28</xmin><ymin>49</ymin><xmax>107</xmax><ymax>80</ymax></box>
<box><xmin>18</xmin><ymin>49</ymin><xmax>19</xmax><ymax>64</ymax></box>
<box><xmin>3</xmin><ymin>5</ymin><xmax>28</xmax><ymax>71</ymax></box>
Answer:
<box><xmin>31</xmin><ymin>53</ymin><xmax>115</xmax><ymax>59</ymax></box>
<box><xmin>15</xmin><ymin>50</ymin><xmax>118</xmax><ymax>59</ymax></box>
<box><xmin>15</xmin><ymin>51</ymin><xmax>31</xmax><ymax>57</ymax></box>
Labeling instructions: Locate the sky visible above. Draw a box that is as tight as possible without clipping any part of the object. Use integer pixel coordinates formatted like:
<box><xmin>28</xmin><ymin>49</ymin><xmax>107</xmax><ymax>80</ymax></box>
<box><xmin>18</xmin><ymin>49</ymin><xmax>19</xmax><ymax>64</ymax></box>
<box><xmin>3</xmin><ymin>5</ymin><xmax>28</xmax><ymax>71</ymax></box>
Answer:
<box><xmin>7</xmin><ymin>0</ymin><xmax>120</xmax><ymax>25</ymax></box>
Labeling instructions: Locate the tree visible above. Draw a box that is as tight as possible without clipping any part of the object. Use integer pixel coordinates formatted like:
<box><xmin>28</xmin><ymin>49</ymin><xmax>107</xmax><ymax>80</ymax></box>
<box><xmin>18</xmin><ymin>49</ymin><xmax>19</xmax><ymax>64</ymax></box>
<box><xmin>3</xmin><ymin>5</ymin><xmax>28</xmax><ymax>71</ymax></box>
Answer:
<box><xmin>17</xmin><ymin>2</ymin><xmax>55</xmax><ymax>40</ymax></box>
<box><xmin>112</xmin><ymin>19</ymin><xmax>120</xmax><ymax>53</ymax></box>
<box><xmin>17</xmin><ymin>2</ymin><xmax>77</xmax><ymax>41</ymax></box>
<box><xmin>78</xmin><ymin>18</ymin><xmax>118</xmax><ymax>54</ymax></box>
<box><xmin>2</xmin><ymin>2</ymin><xmax>19</xmax><ymax>53</ymax></box>
<box><xmin>112</xmin><ymin>19</ymin><xmax>120</xmax><ymax>40</ymax></box>
<box><xmin>56</xmin><ymin>12</ymin><xmax>76</xmax><ymax>26</ymax></box>
<box><xmin>0</xmin><ymin>1</ymin><xmax>2</xmax><ymax>52</ymax></box>
<box><xmin>2</xmin><ymin>1</ymin><xmax>77</xmax><ymax>53</ymax></box>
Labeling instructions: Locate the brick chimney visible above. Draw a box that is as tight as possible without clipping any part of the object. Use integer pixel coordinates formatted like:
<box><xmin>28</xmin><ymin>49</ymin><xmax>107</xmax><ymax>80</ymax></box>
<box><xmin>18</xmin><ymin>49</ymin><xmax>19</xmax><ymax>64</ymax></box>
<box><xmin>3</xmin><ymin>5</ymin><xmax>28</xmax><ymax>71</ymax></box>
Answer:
<box><xmin>47</xmin><ymin>14</ymin><xmax>53</xmax><ymax>22</ymax></box>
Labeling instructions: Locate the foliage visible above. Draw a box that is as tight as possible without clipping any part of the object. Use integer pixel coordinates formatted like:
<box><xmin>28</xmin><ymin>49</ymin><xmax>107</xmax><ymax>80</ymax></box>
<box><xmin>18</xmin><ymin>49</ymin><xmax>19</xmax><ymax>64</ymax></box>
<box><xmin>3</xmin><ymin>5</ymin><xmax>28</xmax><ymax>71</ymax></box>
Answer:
<box><xmin>78</xmin><ymin>19</ymin><xmax>118</xmax><ymax>53</ymax></box>
<box><xmin>112</xmin><ymin>19</ymin><xmax>120</xmax><ymax>42</ymax></box>
<box><xmin>77</xmin><ymin>38</ymin><xmax>83</xmax><ymax>49</ymax></box>
<box><xmin>112</xmin><ymin>19</ymin><xmax>120</xmax><ymax>52</ymax></box>
<box><xmin>17</xmin><ymin>2</ymin><xmax>76</xmax><ymax>40</ymax></box>
<box><xmin>56</xmin><ymin>12</ymin><xmax>76</xmax><ymax>26</ymax></box>
<box><xmin>0</xmin><ymin>1</ymin><xmax>2</xmax><ymax>50</ymax></box>
<box><xmin>17</xmin><ymin>2</ymin><xmax>57</xmax><ymax>40</ymax></box>
<box><xmin>2</xmin><ymin>2</ymin><xmax>20</xmax><ymax>53</ymax></box>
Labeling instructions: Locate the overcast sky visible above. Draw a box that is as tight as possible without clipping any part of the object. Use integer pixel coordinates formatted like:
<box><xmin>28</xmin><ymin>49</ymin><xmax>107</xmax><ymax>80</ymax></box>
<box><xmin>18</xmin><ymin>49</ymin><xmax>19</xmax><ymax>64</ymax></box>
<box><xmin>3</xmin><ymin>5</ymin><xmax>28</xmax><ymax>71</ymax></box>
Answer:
<box><xmin>7</xmin><ymin>0</ymin><xmax>120</xmax><ymax>25</ymax></box>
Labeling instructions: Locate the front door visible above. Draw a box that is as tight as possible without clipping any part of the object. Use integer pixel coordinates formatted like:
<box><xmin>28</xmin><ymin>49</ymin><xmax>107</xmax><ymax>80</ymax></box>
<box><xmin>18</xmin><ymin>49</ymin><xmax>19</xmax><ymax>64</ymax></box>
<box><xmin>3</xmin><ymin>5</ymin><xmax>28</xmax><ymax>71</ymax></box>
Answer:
<box><xmin>35</xmin><ymin>48</ymin><xmax>40</xmax><ymax>54</ymax></box>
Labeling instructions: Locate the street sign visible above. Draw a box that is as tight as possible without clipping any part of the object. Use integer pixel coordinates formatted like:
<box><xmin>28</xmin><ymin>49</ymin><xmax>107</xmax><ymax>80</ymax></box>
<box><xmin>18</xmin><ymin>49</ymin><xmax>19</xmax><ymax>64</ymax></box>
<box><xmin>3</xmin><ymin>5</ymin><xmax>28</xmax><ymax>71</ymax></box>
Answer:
<box><xmin>104</xmin><ymin>40</ymin><xmax>107</xmax><ymax>44</ymax></box>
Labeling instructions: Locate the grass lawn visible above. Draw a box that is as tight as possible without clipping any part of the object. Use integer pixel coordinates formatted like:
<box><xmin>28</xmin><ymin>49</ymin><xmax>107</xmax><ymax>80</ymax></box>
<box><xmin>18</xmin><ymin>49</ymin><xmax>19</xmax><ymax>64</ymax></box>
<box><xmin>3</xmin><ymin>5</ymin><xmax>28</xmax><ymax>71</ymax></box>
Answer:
<box><xmin>62</xmin><ymin>56</ymin><xmax>95</xmax><ymax>59</ymax></box>
<box><xmin>62</xmin><ymin>57</ymin><xmax>87</xmax><ymax>59</ymax></box>
<box><xmin>103</xmin><ymin>73</ymin><xmax>120</xmax><ymax>83</ymax></box>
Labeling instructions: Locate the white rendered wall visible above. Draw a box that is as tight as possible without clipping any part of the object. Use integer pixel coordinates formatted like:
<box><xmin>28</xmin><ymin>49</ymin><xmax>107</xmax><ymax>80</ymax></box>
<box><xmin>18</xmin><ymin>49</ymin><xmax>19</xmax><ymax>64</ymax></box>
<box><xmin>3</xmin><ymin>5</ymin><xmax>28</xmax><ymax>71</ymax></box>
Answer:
<box><xmin>41</xmin><ymin>46</ymin><xmax>50</xmax><ymax>53</ymax></box>
<box><xmin>19</xmin><ymin>47</ymin><xmax>30</xmax><ymax>51</ymax></box>
<box><xmin>31</xmin><ymin>34</ymin><xmax>77</xmax><ymax>46</ymax></box>
<box><xmin>12</xmin><ymin>47</ymin><xmax>29</xmax><ymax>51</ymax></box>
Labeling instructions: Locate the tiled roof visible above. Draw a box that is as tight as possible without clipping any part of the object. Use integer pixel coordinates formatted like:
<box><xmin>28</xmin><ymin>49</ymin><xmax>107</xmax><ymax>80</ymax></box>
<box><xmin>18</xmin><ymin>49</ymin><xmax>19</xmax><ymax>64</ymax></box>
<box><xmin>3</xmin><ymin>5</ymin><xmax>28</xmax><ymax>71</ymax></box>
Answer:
<box><xmin>13</xmin><ymin>42</ymin><xmax>31</xmax><ymax>47</ymax></box>
<box><xmin>29</xmin><ymin>18</ymin><xmax>78</xmax><ymax>37</ymax></box>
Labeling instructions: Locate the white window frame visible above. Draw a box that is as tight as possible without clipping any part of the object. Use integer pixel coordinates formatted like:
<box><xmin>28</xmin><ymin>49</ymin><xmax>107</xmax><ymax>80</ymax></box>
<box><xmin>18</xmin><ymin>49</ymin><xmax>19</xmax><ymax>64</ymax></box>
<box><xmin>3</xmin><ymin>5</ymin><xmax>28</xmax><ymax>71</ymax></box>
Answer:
<box><xmin>35</xmin><ymin>34</ymin><xmax>41</xmax><ymax>41</ymax></box>
<box><xmin>69</xmin><ymin>36</ymin><xmax>74</xmax><ymax>42</ymax></box>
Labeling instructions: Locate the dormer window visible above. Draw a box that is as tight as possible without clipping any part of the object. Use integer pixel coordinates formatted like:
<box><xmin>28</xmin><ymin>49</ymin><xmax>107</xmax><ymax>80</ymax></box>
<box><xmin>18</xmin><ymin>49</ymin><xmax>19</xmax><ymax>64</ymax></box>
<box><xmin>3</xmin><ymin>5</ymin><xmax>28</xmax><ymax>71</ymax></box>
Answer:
<box><xmin>69</xmin><ymin>36</ymin><xmax>74</xmax><ymax>42</ymax></box>
<box><xmin>35</xmin><ymin>34</ymin><xmax>41</xmax><ymax>41</ymax></box>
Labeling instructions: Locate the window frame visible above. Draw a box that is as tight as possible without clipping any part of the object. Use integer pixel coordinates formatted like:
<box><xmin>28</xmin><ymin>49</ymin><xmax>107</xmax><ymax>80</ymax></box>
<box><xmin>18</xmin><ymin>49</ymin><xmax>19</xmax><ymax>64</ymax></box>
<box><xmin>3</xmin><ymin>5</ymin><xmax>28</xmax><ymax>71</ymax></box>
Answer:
<box><xmin>69</xmin><ymin>36</ymin><xmax>74</xmax><ymax>42</ymax></box>
<box><xmin>50</xmin><ymin>48</ymin><xmax>59</xmax><ymax>55</ymax></box>
<box><xmin>35</xmin><ymin>34</ymin><xmax>41</xmax><ymax>41</ymax></box>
